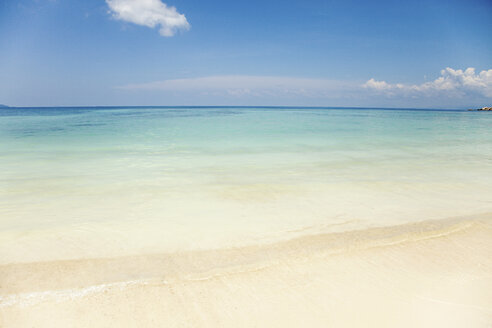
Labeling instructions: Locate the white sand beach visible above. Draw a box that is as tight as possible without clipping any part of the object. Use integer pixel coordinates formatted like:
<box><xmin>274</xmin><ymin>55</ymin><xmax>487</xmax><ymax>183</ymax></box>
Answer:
<box><xmin>2</xmin><ymin>213</ymin><xmax>491</xmax><ymax>328</ymax></box>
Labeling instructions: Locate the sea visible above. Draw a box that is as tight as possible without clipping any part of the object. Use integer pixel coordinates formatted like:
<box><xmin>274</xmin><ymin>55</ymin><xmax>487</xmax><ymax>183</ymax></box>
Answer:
<box><xmin>1</xmin><ymin>106</ymin><xmax>491</xmax><ymax>264</ymax></box>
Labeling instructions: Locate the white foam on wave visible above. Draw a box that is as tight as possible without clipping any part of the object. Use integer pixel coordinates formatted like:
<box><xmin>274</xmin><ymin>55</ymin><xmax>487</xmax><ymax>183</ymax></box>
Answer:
<box><xmin>0</xmin><ymin>279</ymin><xmax>153</xmax><ymax>308</ymax></box>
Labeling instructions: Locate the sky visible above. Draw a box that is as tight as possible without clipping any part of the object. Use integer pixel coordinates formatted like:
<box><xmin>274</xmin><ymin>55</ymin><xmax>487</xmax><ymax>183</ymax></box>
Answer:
<box><xmin>0</xmin><ymin>0</ymin><xmax>491</xmax><ymax>108</ymax></box>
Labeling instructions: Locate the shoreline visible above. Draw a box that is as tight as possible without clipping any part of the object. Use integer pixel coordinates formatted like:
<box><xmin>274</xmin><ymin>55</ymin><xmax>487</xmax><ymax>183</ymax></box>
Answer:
<box><xmin>2</xmin><ymin>213</ymin><xmax>492</xmax><ymax>327</ymax></box>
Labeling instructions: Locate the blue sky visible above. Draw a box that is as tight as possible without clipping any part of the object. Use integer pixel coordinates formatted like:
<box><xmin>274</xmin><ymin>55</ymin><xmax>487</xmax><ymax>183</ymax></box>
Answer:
<box><xmin>0</xmin><ymin>0</ymin><xmax>491</xmax><ymax>108</ymax></box>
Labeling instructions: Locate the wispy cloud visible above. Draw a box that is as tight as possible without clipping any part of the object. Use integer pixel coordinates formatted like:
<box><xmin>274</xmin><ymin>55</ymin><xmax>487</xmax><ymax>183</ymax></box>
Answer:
<box><xmin>117</xmin><ymin>75</ymin><xmax>358</xmax><ymax>98</ymax></box>
<box><xmin>106</xmin><ymin>0</ymin><xmax>190</xmax><ymax>37</ymax></box>
<box><xmin>364</xmin><ymin>67</ymin><xmax>492</xmax><ymax>98</ymax></box>
<box><xmin>114</xmin><ymin>68</ymin><xmax>491</xmax><ymax>107</ymax></box>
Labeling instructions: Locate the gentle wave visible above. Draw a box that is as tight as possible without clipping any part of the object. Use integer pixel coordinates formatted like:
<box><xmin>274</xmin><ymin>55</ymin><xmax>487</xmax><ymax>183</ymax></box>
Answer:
<box><xmin>1</xmin><ymin>216</ymin><xmax>482</xmax><ymax>309</ymax></box>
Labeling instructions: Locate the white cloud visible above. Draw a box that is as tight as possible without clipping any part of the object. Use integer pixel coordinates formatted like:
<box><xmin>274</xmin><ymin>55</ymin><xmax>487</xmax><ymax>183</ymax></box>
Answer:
<box><xmin>364</xmin><ymin>67</ymin><xmax>492</xmax><ymax>98</ymax></box>
<box><xmin>117</xmin><ymin>75</ymin><xmax>357</xmax><ymax>98</ymax></box>
<box><xmin>106</xmin><ymin>0</ymin><xmax>190</xmax><ymax>37</ymax></box>
<box><xmin>113</xmin><ymin>69</ymin><xmax>491</xmax><ymax>107</ymax></box>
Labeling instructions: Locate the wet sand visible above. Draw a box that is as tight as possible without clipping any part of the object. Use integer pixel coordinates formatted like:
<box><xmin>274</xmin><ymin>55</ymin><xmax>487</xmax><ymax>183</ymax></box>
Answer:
<box><xmin>1</xmin><ymin>213</ymin><xmax>491</xmax><ymax>327</ymax></box>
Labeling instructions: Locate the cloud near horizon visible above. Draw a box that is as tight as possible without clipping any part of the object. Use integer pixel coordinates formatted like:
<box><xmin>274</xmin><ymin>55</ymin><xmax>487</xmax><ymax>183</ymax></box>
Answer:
<box><xmin>117</xmin><ymin>76</ymin><xmax>358</xmax><ymax>98</ymax></box>
<box><xmin>116</xmin><ymin>68</ymin><xmax>492</xmax><ymax>103</ymax></box>
<box><xmin>364</xmin><ymin>67</ymin><xmax>492</xmax><ymax>98</ymax></box>
<box><xmin>106</xmin><ymin>0</ymin><xmax>190</xmax><ymax>37</ymax></box>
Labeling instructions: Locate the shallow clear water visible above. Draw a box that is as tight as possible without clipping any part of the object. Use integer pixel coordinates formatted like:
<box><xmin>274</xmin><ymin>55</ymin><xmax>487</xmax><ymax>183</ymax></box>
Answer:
<box><xmin>1</xmin><ymin>107</ymin><xmax>491</xmax><ymax>263</ymax></box>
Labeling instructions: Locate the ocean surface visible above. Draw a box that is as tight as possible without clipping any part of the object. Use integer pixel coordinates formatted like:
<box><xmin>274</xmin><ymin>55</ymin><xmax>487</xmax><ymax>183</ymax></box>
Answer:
<box><xmin>1</xmin><ymin>106</ymin><xmax>491</xmax><ymax>264</ymax></box>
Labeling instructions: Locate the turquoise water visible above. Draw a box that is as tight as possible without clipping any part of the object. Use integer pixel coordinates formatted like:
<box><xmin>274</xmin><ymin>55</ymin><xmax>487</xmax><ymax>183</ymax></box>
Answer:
<box><xmin>1</xmin><ymin>107</ymin><xmax>491</xmax><ymax>263</ymax></box>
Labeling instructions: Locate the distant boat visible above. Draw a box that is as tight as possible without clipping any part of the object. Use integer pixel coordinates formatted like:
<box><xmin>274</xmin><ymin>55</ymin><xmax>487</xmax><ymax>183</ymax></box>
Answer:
<box><xmin>468</xmin><ymin>106</ymin><xmax>491</xmax><ymax>111</ymax></box>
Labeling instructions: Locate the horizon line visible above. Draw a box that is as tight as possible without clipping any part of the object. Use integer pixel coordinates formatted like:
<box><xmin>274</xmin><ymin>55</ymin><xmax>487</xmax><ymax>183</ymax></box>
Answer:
<box><xmin>0</xmin><ymin>105</ymin><xmax>475</xmax><ymax>111</ymax></box>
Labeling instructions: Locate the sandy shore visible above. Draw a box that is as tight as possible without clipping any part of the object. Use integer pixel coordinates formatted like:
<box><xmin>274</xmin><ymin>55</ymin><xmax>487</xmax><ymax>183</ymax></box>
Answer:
<box><xmin>1</xmin><ymin>213</ymin><xmax>491</xmax><ymax>327</ymax></box>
